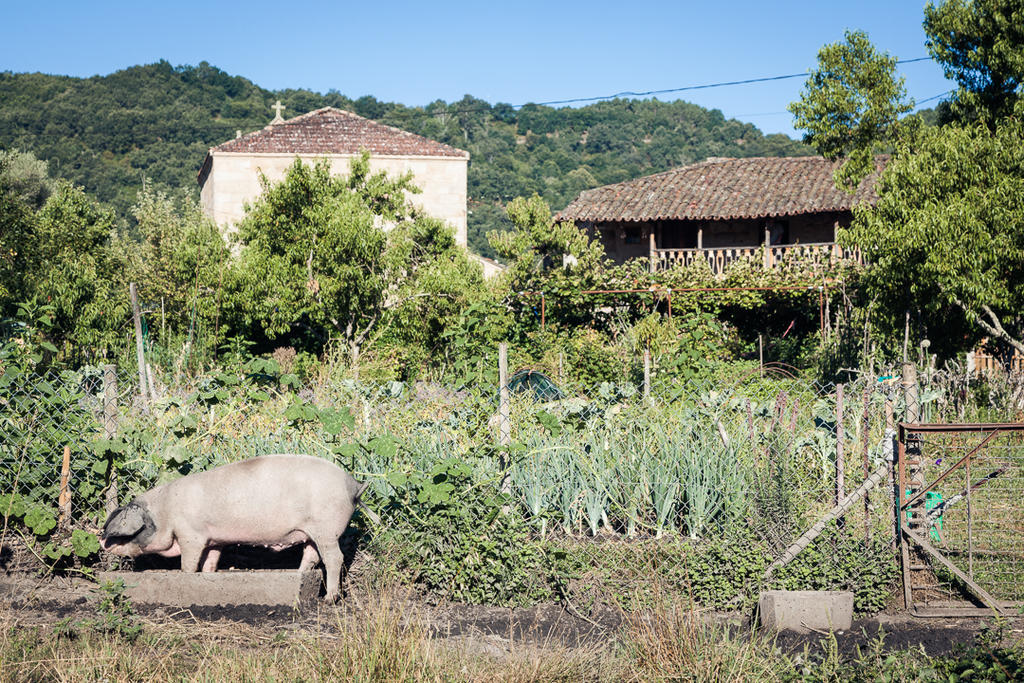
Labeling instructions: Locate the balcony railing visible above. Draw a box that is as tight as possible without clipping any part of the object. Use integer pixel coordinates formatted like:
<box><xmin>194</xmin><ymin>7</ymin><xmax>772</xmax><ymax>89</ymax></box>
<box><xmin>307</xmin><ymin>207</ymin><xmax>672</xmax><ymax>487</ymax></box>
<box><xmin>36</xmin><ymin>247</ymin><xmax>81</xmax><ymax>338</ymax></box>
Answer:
<box><xmin>653</xmin><ymin>242</ymin><xmax>861</xmax><ymax>275</ymax></box>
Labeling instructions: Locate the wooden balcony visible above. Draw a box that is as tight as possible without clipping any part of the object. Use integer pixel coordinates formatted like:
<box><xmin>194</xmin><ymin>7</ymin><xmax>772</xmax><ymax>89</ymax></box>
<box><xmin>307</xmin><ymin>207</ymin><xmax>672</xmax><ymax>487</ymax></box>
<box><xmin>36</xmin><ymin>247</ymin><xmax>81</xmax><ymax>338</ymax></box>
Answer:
<box><xmin>652</xmin><ymin>242</ymin><xmax>861</xmax><ymax>275</ymax></box>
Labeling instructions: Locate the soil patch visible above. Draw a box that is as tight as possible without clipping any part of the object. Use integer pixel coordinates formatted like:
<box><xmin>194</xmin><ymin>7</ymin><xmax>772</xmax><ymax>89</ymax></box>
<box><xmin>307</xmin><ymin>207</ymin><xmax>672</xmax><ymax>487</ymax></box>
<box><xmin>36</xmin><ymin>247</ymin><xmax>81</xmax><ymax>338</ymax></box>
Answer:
<box><xmin>773</xmin><ymin>613</ymin><xmax>1015</xmax><ymax>658</ymax></box>
<box><xmin>3</xmin><ymin>569</ymin><xmax>1020</xmax><ymax>656</ymax></box>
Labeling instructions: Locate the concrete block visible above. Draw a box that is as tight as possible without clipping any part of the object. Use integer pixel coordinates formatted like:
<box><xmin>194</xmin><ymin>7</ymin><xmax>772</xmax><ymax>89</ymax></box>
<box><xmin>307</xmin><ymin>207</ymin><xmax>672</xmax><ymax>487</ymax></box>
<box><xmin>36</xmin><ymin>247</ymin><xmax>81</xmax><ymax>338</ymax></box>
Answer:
<box><xmin>97</xmin><ymin>570</ymin><xmax>321</xmax><ymax>607</ymax></box>
<box><xmin>758</xmin><ymin>590</ymin><xmax>854</xmax><ymax>633</ymax></box>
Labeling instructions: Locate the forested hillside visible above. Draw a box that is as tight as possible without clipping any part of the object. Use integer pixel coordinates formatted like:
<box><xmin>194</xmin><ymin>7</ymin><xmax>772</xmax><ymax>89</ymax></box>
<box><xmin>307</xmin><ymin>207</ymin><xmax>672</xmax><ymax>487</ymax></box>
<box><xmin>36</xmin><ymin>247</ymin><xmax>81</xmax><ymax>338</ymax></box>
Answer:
<box><xmin>0</xmin><ymin>61</ymin><xmax>809</xmax><ymax>256</ymax></box>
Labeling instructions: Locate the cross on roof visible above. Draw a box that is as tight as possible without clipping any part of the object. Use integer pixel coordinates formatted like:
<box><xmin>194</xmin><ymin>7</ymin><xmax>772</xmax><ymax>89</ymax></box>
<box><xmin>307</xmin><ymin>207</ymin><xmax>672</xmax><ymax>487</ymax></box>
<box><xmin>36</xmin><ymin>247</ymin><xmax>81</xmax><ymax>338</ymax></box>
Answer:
<box><xmin>270</xmin><ymin>100</ymin><xmax>285</xmax><ymax>124</ymax></box>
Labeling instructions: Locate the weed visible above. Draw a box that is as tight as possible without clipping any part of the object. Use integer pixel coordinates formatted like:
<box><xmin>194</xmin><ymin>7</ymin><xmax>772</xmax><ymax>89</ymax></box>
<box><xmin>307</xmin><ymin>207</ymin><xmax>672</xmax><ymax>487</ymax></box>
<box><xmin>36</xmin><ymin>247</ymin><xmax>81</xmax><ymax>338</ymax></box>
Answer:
<box><xmin>78</xmin><ymin>578</ymin><xmax>143</xmax><ymax>642</ymax></box>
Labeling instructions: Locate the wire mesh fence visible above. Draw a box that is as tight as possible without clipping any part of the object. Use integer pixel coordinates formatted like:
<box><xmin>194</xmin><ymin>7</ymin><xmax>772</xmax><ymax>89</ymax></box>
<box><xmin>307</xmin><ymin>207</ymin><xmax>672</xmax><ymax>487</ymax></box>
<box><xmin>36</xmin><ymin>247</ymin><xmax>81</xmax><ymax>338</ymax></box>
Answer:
<box><xmin>2</xmin><ymin>349</ymin><xmax>1021</xmax><ymax>609</ymax></box>
<box><xmin>898</xmin><ymin>424</ymin><xmax>1024</xmax><ymax>612</ymax></box>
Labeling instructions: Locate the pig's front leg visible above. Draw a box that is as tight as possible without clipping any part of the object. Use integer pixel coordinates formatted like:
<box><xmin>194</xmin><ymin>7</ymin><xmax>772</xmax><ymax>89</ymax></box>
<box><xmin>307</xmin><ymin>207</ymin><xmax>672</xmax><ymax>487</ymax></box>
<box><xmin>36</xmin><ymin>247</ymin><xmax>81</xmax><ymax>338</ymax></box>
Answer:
<box><xmin>178</xmin><ymin>538</ymin><xmax>207</xmax><ymax>572</ymax></box>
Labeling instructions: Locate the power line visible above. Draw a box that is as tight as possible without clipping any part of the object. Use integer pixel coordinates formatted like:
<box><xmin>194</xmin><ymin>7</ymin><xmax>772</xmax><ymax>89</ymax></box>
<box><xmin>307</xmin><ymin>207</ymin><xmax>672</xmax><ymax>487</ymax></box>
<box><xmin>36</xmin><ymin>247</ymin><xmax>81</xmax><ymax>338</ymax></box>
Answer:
<box><xmin>914</xmin><ymin>90</ymin><xmax>952</xmax><ymax>106</ymax></box>
<box><xmin>523</xmin><ymin>57</ymin><xmax>933</xmax><ymax>109</ymax></box>
<box><xmin>2</xmin><ymin>57</ymin><xmax>939</xmax><ymax>138</ymax></box>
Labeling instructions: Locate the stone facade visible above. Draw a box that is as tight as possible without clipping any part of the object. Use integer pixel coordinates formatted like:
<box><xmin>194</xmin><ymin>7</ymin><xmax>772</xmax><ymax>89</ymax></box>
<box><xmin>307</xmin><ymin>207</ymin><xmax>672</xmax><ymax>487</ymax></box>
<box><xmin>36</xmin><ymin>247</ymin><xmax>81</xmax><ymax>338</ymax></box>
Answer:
<box><xmin>200</xmin><ymin>152</ymin><xmax>468</xmax><ymax>245</ymax></box>
<box><xmin>198</xmin><ymin>107</ymin><xmax>469</xmax><ymax>246</ymax></box>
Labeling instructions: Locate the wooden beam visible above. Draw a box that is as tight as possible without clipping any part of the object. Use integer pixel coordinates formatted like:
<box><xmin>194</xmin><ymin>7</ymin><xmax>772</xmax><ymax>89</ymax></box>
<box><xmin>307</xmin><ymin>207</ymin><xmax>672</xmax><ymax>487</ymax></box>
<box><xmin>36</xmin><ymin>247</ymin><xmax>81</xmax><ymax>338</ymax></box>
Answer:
<box><xmin>902</xmin><ymin>527</ymin><xmax>1005</xmax><ymax>614</ymax></box>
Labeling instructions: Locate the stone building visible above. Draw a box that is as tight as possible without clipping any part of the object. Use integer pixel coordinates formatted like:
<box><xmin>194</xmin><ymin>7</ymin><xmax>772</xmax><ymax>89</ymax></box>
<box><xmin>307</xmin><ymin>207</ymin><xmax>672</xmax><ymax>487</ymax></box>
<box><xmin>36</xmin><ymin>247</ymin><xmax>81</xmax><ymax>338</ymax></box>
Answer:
<box><xmin>198</xmin><ymin>104</ymin><xmax>470</xmax><ymax>245</ymax></box>
<box><xmin>556</xmin><ymin>156</ymin><xmax>884</xmax><ymax>274</ymax></box>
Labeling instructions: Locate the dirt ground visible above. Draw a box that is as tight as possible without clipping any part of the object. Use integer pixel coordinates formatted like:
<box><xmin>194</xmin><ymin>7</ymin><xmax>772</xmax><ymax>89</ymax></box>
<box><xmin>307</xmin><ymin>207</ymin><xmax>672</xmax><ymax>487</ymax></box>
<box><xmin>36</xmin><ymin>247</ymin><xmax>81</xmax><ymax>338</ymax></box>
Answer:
<box><xmin>3</xmin><ymin>537</ymin><xmax>1021</xmax><ymax>660</ymax></box>
<box><xmin>3</xmin><ymin>566</ymin><xmax>1021</xmax><ymax>661</ymax></box>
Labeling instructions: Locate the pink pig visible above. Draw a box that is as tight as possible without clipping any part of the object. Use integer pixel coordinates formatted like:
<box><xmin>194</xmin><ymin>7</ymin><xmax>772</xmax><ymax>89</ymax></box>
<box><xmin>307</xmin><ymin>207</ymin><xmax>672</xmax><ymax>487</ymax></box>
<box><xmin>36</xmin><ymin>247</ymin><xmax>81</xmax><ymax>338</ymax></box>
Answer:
<box><xmin>100</xmin><ymin>454</ymin><xmax>379</xmax><ymax>601</ymax></box>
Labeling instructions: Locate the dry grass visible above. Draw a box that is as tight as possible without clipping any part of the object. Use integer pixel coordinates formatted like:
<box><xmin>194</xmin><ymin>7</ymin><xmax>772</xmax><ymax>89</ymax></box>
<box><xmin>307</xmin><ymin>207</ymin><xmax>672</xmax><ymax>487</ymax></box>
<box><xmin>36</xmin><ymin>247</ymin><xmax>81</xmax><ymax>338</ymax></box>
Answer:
<box><xmin>620</xmin><ymin>601</ymin><xmax>788</xmax><ymax>682</ymax></box>
<box><xmin>0</xmin><ymin>587</ymin><xmax>629</xmax><ymax>682</ymax></box>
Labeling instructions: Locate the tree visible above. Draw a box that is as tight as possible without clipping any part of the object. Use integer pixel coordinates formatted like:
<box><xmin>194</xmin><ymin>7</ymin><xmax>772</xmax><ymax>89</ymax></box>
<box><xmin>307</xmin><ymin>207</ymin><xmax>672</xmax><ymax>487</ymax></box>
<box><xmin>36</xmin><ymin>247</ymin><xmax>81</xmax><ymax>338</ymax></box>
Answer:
<box><xmin>488</xmin><ymin>194</ymin><xmax>609</xmax><ymax>328</ymax></box>
<box><xmin>0</xmin><ymin>149</ymin><xmax>54</xmax><ymax>210</ymax></box>
<box><xmin>924</xmin><ymin>0</ymin><xmax>1024</xmax><ymax>125</ymax></box>
<box><xmin>128</xmin><ymin>185</ymin><xmax>229</xmax><ymax>338</ymax></box>
<box><xmin>227</xmin><ymin>154</ymin><xmax>479</xmax><ymax>360</ymax></box>
<box><xmin>26</xmin><ymin>183</ymin><xmax>129</xmax><ymax>348</ymax></box>
<box><xmin>843</xmin><ymin>117</ymin><xmax>1024</xmax><ymax>357</ymax></box>
<box><xmin>789</xmin><ymin>30</ymin><xmax>913</xmax><ymax>189</ymax></box>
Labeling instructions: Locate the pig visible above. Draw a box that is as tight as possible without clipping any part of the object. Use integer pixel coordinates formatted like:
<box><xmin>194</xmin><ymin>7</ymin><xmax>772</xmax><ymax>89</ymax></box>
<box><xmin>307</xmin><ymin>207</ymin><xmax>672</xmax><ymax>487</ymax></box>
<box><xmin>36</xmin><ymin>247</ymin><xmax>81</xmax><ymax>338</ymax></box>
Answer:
<box><xmin>100</xmin><ymin>454</ymin><xmax>380</xmax><ymax>601</ymax></box>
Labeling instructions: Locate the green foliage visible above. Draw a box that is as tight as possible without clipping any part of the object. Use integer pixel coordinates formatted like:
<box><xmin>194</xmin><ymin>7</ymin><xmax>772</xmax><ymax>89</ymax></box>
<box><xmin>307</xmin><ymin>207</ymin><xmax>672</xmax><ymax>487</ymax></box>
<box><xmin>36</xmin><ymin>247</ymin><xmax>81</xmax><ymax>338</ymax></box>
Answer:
<box><xmin>0</xmin><ymin>64</ymin><xmax>809</xmax><ymax>259</ymax></box>
<box><xmin>370</xmin><ymin>214</ymin><xmax>484</xmax><ymax>380</ymax></box>
<box><xmin>0</xmin><ymin>331</ymin><xmax>106</xmax><ymax>567</ymax></box>
<box><xmin>0</xmin><ymin>149</ymin><xmax>54</xmax><ymax>209</ymax></box>
<box><xmin>784</xmin><ymin>627</ymin><xmax>1024</xmax><ymax>681</ymax></box>
<box><xmin>76</xmin><ymin>579</ymin><xmax>143</xmax><ymax>642</ymax></box>
<box><xmin>227</xmin><ymin>155</ymin><xmax>479</xmax><ymax>361</ymax></box>
<box><xmin>789</xmin><ymin>29</ymin><xmax>913</xmax><ymax>189</ymax></box>
<box><xmin>490</xmin><ymin>194</ymin><xmax>609</xmax><ymax>325</ymax></box>
<box><xmin>772</xmin><ymin>525</ymin><xmax>898</xmax><ymax>614</ymax></box>
<box><xmin>844</xmin><ymin>116</ymin><xmax>1024</xmax><ymax>357</ymax></box>
<box><xmin>925</xmin><ymin>0</ymin><xmax>1024</xmax><ymax>126</ymax></box>
<box><xmin>127</xmin><ymin>185</ymin><xmax>228</xmax><ymax>340</ymax></box>
<box><xmin>0</xmin><ymin>178</ymin><xmax>128</xmax><ymax>349</ymax></box>
<box><xmin>227</xmin><ymin>156</ymin><xmax>390</xmax><ymax>348</ymax></box>
<box><xmin>376</xmin><ymin>458</ymin><xmax>560</xmax><ymax>606</ymax></box>
<box><xmin>563</xmin><ymin>526</ymin><xmax>896</xmax><ymax>614</ymax></box>
<box><xmin>439</xmin><ymin>292</ymin><xmax>515</xmax><ymax>385</ymax></box>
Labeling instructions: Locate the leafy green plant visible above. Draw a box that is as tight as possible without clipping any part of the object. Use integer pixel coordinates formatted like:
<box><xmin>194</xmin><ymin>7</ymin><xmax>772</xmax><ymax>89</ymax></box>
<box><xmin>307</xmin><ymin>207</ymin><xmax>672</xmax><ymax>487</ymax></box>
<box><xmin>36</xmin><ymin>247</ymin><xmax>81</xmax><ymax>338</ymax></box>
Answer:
<box><xmin>376</xmin><ymin>457</ymin><xmax>561</xmax><ymax>606</ymax></box>
<box><xmin>77</xmin><ymin>579</ymin><xmax>143</xmax><ymax>642</ymax></box>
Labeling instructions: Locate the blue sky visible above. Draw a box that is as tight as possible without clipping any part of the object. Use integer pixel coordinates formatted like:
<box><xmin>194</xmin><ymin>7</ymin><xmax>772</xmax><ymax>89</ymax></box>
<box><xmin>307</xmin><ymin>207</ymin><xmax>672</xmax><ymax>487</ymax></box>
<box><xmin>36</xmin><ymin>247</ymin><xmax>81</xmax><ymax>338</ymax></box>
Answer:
<box><xmin>3</xmin><ymin>1</ymin><xmax>952</xmax><ymax>137</ymax></box>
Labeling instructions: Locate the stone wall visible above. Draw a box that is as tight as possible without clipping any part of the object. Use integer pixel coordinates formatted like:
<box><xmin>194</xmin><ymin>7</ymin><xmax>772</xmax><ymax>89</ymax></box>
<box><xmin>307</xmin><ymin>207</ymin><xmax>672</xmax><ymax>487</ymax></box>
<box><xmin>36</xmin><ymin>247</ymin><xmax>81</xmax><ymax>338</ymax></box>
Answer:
<box><xmin>200</xmin><ymin>152</ymin><xmax>468</xmax><ymax>246</ymax></box>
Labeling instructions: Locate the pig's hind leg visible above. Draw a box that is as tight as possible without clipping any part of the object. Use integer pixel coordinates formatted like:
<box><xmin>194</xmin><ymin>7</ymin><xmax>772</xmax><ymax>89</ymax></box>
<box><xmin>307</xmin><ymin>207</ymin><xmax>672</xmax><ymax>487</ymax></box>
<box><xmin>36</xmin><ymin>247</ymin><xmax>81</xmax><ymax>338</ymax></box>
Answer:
<box><xmin>200</xmin><ymin>547</ymin><xmax>221</xmax><ymax>573</ymax></box>
<box><xmin>311</xmin><ymin>534</ymin><xmax>343</xmax><ymax>602</ymax></box>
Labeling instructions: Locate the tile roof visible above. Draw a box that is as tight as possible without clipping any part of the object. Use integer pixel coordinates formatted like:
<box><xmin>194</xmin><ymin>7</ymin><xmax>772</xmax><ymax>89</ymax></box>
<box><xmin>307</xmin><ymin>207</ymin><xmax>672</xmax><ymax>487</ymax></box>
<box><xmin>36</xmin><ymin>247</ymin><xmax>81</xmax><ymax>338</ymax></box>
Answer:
<box><xmin>555</xmin><ymin>156</ymin><xmax>884</xmax><ymax>223</ymax></box>
<box><xmin>208</xmin><ymin>107</ymin><xmax>469</xmax><ymax>159</ymax></box>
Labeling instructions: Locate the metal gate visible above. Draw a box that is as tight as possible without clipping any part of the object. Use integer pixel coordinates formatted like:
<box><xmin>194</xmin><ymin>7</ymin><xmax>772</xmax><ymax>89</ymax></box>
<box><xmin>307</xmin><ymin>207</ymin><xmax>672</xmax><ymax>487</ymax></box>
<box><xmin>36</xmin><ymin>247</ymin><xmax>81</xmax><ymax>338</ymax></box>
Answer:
<box><xmin>897</xmin><ymin>423</ymin><xmax>1024</xmax><ymax>616</ymax></box>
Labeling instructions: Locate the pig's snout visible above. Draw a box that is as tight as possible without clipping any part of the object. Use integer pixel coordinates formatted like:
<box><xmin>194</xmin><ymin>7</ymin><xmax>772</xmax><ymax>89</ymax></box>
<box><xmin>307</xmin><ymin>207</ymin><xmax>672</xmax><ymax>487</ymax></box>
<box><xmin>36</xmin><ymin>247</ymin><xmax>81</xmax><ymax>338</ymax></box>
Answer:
<box><xmin>100</xmin><ymin>502</ymin><xmax>155</xmax><ymax>554</ymax></box>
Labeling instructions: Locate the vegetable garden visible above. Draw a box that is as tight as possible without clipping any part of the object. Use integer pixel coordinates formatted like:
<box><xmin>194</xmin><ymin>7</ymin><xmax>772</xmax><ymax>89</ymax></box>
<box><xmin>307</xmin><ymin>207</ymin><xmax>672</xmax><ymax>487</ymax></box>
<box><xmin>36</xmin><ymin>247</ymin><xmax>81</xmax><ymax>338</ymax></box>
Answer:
<box><xmin>4</xmin><ymin>329</ymin><xmax>1022</xmax><ymax>614</ymax></box>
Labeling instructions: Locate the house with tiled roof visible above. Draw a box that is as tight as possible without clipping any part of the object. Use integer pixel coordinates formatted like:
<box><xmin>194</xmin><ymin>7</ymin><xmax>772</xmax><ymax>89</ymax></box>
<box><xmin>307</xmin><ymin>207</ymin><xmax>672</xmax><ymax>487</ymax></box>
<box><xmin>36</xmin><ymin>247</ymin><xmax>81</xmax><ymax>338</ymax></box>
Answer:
<box><xmin>556</xmin><ymin>156</ymin><xmax>884</xmax><ymax>274</ymax></box>
<box><xmin>198</xmin><ymin>105</ymin><xmax>470</xmax><ymax>245</ymax></box>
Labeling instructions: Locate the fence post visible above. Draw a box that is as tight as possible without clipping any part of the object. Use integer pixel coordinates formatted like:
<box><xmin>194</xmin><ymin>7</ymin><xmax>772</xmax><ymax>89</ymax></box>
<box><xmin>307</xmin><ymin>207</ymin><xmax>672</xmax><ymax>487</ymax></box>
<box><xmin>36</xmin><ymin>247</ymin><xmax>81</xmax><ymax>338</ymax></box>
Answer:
<box><xmin>129</xmin><ymin>282</ymin><xmax>150</xmax><ymax>406</ymax></box>
<box><xmin>836</xmin><ymin>383</ymin><xmax>845</xmax><ymax>523</ymax></box>
<box><xmin>862</xmin><ymin>383</ymin><xmax>872</xmax><ymax>547</ymax></box>
<box><xmin>498</xmin><ymin>344</ymin><xmax>511</xmax><ymax>497</ymax></box>
<box><xmin>885</xmin><ymin>386</ymin><xmax>896</xmax><ymax>552</ymax></box>
<box><xmin>899</xmin><ymin>361</ymin><xmax>922</xmax><ymax>609</ymax></box>
<box><xmin>498</xmin><ymin>344</ymin><xmax>510</xmax><ymax>448</ymax></box>
<box><xmin>58</xmin><ymin>445</ymin><xmax>71</xmax><ymax>529</ymax></box>
<box><xmin>643</xmin><ymin>345</ymin><xmax>651</xmax><ymax>402</ymax></box>
<box><xmin>103</xmin><ymin>364</ymin><xmax>119</xmax><ymax>515</ymax></box>
<box><xmin>759</xmin><ymin>334</ymin><xmax>764</xmax><ymax>377</ymax></box>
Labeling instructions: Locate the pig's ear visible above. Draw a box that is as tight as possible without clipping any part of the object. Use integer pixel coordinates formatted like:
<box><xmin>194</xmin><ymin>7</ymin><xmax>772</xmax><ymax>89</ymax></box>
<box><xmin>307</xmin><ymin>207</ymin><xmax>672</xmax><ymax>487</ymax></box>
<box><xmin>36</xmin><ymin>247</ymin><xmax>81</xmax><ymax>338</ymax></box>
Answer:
<box><xmin>102</xmin><ymin>503</ymin><xmax>148</xmax><ymax>539</ymax></box>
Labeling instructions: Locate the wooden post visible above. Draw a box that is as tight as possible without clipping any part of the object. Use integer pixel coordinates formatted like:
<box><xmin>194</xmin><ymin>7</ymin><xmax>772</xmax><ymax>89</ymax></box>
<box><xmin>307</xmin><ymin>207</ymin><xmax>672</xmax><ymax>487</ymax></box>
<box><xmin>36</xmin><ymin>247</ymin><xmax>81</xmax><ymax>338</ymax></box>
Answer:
<box><xmin>697</xmin><ymin>226</ymin><xmax>703</xmax><ymax>250</ymax></box>
<box><xmin>498</xmin><ymin>344</ymin><xmax>510</xmax><ymax>448</ymax></box>
<box><xmin>643</xmin><ymin>345</ymin><xmax>651</xmax><ymax>402</ymax></box>
<box><xmin>885</xmin><ymin>388</ymin><xmax>896</xmax><ymax>552</ymax></box>
<box><xmin>766</xmin><ymin>462</ymin><xmax>890</xmax><ymax>577</ymax></box>
<box><xmin>758</xmin><ymin>334</ymin><xmax>764</xmax><ymax>377</ymax></box>
<box><xmin>648</xmin><ymin>228</ymin><xmax>657</xmax><ymax>274</ymax></box>
<box><xmin>103</xmin><ymin>364</ymin><xmax>119</xmax><ymax>515</ymax></box>
<box><xmin>129</xmin><ymin>283</ymin><xmax>150</xmax><ymax>405</ymax></box>
<box><xmin>836</xmin><ymin>383</ymin><xmax>845</xmax><ymax>516</ymax></box>
<box><xmin>498</xmin><ymin>344</ymin><xmax>511</xmax><ymax>498</ymax></box>
<box><xmin>900</xmin><ymin>361</ymin><xmax>922</xmax><ymax>607</ymax></box>
<box><xmin>58</xmin><ymin>445</ymin><xmax>71</xmax><ymax>529</ymax></box>
<box><xmin>862</xmin><ymin>383</ymin><xmax>872</xmax><ymax>547</ymax></box>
